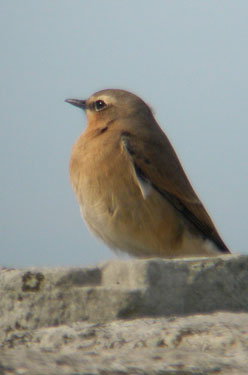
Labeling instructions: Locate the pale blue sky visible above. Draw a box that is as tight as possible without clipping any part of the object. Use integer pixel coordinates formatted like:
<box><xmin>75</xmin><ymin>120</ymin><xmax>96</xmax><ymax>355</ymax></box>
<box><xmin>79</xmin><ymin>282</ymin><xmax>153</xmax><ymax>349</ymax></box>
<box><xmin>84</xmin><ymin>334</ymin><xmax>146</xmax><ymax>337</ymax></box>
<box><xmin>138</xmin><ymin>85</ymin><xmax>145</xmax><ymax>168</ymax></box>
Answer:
<box><xmin>1</xmin><ymin>1</ymin><xmax>247</xmax><ymax>267</ymax></box>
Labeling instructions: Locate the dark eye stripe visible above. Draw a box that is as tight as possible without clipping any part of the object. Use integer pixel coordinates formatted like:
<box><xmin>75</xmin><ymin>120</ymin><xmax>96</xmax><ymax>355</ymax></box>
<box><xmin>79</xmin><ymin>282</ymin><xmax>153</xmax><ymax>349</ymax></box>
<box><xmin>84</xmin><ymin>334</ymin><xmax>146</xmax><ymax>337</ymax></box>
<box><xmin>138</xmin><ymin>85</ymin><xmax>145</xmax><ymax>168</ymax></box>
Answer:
<box><xmin>86</xmin><ymin>100</ymin><xmax>107</xmax><ymax>111</ymax></box>
<box><xmin>87</xmin><ymin>102</ymin><xmax>95</xmax><ymax>111</ymax></box>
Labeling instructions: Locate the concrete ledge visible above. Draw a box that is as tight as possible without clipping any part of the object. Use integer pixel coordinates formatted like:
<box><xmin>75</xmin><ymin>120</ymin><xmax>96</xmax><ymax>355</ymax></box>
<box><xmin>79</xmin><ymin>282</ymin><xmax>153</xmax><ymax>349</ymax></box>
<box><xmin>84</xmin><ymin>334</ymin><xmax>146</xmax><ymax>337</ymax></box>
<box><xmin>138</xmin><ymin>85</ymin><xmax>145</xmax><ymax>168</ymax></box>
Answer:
<box><xmin>1</xmin><ymin>255</ymin><xmax>248</xmax><ymax>374</ymax></box>
<box><xmin>1</xmin><ymin>313</ymin><xmax>248</xmax><ymax>374</ymax></box>
<box><xmin>0</xmin><ymin>255</ymin><xmax>247</xmax><ymax>332</ymax></box>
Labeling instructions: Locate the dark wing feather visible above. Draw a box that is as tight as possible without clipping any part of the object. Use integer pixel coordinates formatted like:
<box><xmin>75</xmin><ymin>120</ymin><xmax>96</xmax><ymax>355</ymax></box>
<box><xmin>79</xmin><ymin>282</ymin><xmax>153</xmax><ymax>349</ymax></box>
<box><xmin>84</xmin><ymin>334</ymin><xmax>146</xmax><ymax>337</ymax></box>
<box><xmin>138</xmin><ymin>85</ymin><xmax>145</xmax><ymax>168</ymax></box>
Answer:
<box><xmin>121</xmin><ymin>131</ymin><xmax>230</xmax><ymax>253</ymax></box>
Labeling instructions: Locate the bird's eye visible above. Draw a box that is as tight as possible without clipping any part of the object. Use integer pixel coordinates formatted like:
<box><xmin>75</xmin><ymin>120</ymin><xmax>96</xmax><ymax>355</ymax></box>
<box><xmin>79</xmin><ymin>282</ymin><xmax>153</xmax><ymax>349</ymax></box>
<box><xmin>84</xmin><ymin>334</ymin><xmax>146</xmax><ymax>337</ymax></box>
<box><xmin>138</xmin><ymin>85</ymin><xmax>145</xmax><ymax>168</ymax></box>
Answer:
<box><xmin>95</xmin><ymin>100</ymin><xmax>106</xmax><ymax>111</ymax></box>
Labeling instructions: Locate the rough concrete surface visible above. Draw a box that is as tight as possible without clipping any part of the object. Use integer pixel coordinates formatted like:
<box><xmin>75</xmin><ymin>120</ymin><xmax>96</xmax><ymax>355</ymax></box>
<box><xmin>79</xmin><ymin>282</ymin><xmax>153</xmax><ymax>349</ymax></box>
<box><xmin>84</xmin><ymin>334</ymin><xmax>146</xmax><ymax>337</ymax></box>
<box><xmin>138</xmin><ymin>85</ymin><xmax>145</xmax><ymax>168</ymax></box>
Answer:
<box><xmin>0</xmin><ymin>255</ymin><xmax>248</xmax><ymax>374</ymax></box>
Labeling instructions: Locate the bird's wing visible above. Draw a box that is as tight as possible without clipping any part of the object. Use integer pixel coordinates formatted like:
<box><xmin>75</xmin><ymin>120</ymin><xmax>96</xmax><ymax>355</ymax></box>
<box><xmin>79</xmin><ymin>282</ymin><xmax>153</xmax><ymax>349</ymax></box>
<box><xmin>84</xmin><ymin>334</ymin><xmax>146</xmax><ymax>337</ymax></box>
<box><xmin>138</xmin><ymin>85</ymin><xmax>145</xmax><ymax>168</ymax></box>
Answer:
<box><xmin>121</xmin><ymin>130</ymin><xmax>230</xmax><ymax>253</ymax></box>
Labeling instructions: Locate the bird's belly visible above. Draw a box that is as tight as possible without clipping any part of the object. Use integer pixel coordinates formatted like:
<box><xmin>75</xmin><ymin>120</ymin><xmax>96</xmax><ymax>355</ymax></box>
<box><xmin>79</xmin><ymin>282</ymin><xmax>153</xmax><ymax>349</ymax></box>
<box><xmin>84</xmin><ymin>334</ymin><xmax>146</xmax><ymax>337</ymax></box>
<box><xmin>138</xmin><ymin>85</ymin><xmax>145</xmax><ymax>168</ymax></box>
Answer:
<box><xmin>79</xmin><ymin>170</ymin><xmax>183</xmax><ymax>258</ymax></box>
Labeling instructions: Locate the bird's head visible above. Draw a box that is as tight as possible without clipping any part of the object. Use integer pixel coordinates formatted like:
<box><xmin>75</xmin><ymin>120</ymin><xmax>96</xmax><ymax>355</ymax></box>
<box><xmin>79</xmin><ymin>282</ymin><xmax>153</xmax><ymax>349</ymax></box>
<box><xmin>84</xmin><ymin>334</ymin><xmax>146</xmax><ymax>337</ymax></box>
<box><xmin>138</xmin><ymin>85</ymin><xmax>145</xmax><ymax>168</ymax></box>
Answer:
<box><xmin>65</xmin><ymin>89</ymin><xmax>154</xmax><ymax>131</ymax></box>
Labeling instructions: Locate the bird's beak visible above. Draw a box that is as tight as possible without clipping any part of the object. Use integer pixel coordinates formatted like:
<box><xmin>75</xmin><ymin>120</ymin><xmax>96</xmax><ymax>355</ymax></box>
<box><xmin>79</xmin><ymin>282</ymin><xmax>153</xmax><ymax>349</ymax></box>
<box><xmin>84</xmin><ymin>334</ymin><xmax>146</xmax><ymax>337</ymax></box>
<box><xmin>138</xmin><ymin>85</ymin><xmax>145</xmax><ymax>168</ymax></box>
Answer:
<box><xmin>65</xmin><ymin>99</ymin><xmax>86</xmax><ymax>110</ymax></box>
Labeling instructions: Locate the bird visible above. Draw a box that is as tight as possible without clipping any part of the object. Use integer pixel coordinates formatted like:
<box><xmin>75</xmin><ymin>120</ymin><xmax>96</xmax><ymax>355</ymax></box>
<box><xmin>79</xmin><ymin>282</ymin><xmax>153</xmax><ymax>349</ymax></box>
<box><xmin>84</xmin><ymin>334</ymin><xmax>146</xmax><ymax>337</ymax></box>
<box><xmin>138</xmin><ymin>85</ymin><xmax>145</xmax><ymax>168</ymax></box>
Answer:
<box><xmin>65</xmin><ymin>89</ymin><xmax>230</xmax><ymax>258</ymax></box>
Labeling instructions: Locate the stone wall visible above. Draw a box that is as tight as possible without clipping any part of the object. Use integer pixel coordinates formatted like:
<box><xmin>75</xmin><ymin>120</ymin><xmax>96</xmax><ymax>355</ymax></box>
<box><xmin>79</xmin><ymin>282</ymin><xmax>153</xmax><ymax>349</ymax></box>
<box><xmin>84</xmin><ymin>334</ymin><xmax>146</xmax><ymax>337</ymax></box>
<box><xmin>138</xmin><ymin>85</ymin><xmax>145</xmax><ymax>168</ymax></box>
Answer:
<box><xmin>0</xmin><ymin>255</ymin><xmax>248</xmax><ymax>374</ymax></box>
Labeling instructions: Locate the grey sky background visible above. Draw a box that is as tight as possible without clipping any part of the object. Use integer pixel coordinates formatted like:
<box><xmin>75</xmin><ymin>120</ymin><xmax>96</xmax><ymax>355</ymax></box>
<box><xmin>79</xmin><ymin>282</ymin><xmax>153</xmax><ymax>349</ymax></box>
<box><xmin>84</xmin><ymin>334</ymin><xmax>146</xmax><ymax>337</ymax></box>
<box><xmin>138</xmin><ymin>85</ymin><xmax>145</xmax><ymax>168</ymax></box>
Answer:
<box><xmin>1</xmin><ymin>1</ymin><xmax>247</xmax><ymax>267</ymax></box>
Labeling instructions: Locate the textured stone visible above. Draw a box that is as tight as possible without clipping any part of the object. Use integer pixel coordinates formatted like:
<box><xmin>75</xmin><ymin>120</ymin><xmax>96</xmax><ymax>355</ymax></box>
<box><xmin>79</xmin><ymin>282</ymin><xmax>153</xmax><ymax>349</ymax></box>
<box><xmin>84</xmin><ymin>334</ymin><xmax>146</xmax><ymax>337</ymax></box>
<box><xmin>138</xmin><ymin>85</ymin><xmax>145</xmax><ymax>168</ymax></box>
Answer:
<box><xmin>1</xmin><ymin>255</ymin><xmax>248</xmax><ymax>333</ymax></box>
<box><xmin>0</xmin><ymin>313</ymin><xmax>248</xmax><ymax>374</ymax></box>
<box><xmin>1</xmin><ymin>255</ymin><xmax>248</xmax><ymax>374</ymax></box>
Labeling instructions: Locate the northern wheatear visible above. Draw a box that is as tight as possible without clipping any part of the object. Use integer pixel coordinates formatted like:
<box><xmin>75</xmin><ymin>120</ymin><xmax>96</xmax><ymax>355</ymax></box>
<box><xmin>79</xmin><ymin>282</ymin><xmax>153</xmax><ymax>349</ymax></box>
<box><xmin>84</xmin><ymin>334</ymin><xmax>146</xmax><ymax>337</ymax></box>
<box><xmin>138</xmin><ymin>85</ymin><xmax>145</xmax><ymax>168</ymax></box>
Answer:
<box><xmin>66</xmin><ymin>89</ymin><xmax>230</xmax><ymax>258</ymax></box>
